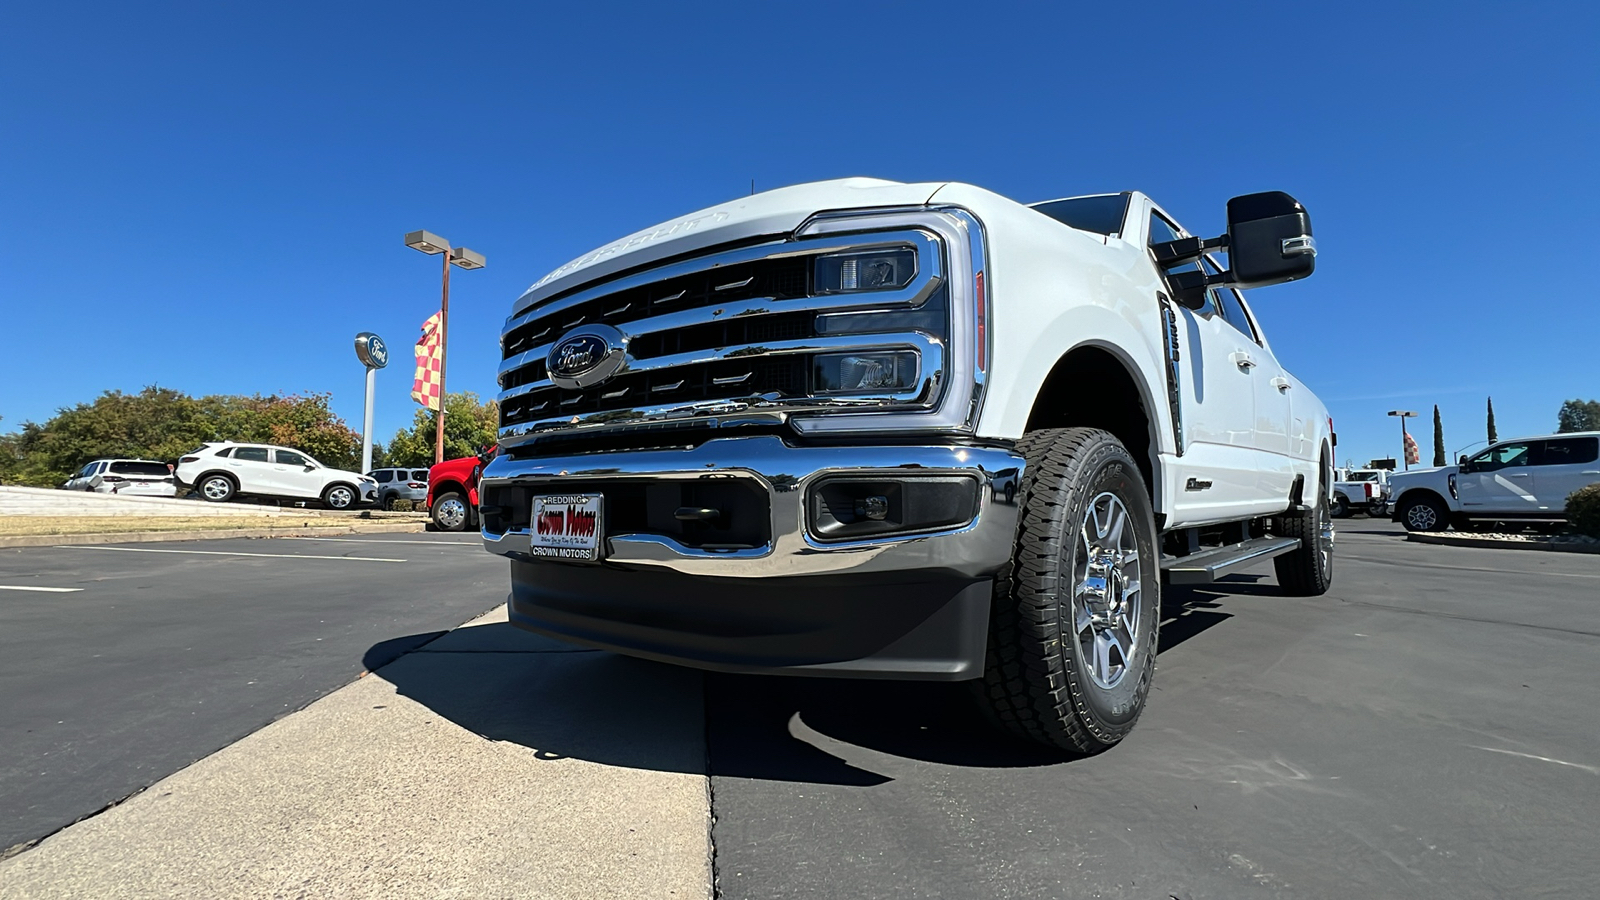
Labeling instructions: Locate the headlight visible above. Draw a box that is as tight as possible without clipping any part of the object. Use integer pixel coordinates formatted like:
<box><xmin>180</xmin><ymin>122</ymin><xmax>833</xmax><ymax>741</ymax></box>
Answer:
<box><xmin>813</xmin><ymin>352</ymin><xmax>918</xmax><ymax>394</ymax></box>
<box><xmin>814</xmin><ymin>248</ymin><xmax>916</xmax><ymax>293</ymax></box>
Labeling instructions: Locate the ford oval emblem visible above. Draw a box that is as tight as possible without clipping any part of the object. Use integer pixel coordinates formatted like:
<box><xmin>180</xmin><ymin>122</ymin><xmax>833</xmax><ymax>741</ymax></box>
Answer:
<box><xmin>547</xmin><ymin>323</ymin><xmax>628</xmax><ymax>389</ymax></box>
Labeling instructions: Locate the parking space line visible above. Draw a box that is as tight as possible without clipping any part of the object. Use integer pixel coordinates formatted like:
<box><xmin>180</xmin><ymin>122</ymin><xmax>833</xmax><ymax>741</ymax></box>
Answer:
<box><xmin>0</xmin><ymin>585</ymin><xmax>84</xmax><ymax>593</ymax></box>
<box><xmin>58</xmin><ymin>546</ymin><xmax>406</xmax><ymax>563</ymax></box>
<box><xmin>280</xmin><ymin>537</ymin><xmax>480</xmax><ymax>546</ymax></box>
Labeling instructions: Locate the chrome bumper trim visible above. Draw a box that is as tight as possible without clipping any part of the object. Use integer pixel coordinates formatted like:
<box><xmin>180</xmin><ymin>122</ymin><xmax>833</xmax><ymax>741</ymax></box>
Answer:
<box><xmin>480</xmin><ymin>435</ymin><xmax>1024</xmax><ymax>578</ymax></box>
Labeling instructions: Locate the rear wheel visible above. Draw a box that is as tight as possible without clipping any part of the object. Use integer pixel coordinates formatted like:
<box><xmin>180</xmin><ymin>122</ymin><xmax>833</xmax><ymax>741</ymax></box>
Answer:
<box><xmin>1274</xmin><ymin>489</ymin><xmax>1334</xmax><ymax>596</ymax></box>
<box><xmin>1330</xmin><ymin>493</ymin><xmax>1350</xmax><ymax>518</ymax></box>
<box><xmin>977</xmin><ymin>427</ymin><xmax>1160</xmax><ymax>754</ymax></box>
<box><xmin>432</xmin><ymin>492</ymin><xmax>469</xmax><ymax>532</ymax></box>
<box><xmin>199</xmin><ymin>474</ymin><xmax>236</xmax><ymax>503</ymax></box>
<box><xmin>1399</xmin><ymin>494</ymin><xmax>1450</xmax><ymax>532</ymax></box>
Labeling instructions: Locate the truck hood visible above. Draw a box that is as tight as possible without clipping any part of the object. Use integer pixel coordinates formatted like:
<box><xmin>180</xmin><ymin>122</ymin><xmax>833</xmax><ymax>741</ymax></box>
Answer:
<box><xmin>1388</xmin><ymin>466</ymin><xmax>1457</xmax><ymax>483</ymax></box>
<box><xmin>512</xmin><ymin>177</ymin><xmax>947</xmax><ymax>317</ymax></box>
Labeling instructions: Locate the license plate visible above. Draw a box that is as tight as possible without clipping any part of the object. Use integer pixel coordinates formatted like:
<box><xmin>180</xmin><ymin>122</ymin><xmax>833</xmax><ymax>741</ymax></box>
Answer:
<box><xmin>530</xmin><ymin>494</ymin><xmax>603</xmax><ymax>561</ymax></box>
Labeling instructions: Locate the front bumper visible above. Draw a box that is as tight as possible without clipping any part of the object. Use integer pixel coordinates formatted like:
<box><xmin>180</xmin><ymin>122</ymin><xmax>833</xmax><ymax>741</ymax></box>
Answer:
<box><xmin>480</xmin><ymin>436</ymin><xmax>1024</xmax><ymax>680</ymax></box>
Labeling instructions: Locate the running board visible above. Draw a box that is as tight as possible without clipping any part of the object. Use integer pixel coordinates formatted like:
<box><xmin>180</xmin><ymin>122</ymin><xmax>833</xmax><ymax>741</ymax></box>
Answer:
<box><xmin>1161</xmin><ymin>536</ymin><xmax>1301</xmax><ymax>584</ymax></box>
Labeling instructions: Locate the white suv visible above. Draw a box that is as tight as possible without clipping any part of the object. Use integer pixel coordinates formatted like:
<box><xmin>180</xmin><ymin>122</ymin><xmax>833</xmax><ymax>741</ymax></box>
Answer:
<box><xmin>175</xmin><ymin>442</ymin><xmax>378</xmax><ymax>509</ymax></box>
<box><xmin>1388</xmin><ymin>432</ymin><xmax>1600</xmax><ymax>531</ymax></box>
<box><xmin>63</xmin><ymin>459</ymin><xmax>178</xmax><ymax>497</ymax></box>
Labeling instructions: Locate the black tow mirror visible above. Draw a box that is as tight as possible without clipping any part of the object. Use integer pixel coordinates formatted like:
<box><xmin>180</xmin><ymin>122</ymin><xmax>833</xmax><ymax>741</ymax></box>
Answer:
<box><xmin>1149</xmin><ymin>190</ymin><xmax>1316</xmax><ymax>305</ymax></box>
<box><xmin>1226</xmin><ymin>192</ymin><xmax>1316</xmax><ymax>289</ymax></box>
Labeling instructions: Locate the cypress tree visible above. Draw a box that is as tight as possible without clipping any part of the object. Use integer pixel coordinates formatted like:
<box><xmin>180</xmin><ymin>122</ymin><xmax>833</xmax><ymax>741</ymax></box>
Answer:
<box><xmin>1487</xmin><ymin>397</ymin><xmax>1497</xmax><ymax>443</ymax></box>
<box><xmin>1432</xmin><ymin>405</ymin><xmax>1446</xmax><ymax>467</ymax></box>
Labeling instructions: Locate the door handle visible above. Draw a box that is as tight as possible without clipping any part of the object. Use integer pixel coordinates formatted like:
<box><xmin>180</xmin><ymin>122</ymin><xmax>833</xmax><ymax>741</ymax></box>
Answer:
<box><xmin>1230</xmin><ymin>351</ymin><xmax>1256</xmax><ymax>370</ymax></box>
<box><xmin>1507</xmin><ymin>472</ymin><xmax>1530</xmax><ymax>478</ymax></box>
<box><xmin>1270</xmin><ymin>376</ymin><xmax>1292</xmax><ymax>392</ymax></box>
<box><xmin>1583</xmin><ymin>470</ymin><xmax>1600</xmax><ymax>474</ymax></box>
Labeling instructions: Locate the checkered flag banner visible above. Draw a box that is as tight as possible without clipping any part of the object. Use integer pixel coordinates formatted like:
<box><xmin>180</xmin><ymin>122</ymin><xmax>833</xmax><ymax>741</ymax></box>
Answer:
<box><xmin>411</xmin><ymin>311</ymin><xmax>443</xmax><ymax>411</ymax></box>
<box><xmin>1403</xmin><ymin>431</ymin><xmax>1420</xmax><ymax>466</ymax></box>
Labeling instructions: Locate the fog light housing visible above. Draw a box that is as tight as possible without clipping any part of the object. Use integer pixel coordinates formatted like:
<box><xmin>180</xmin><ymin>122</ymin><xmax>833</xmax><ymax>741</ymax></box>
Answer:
<box><xmin>809</xmin><ymin>476</ymin><xmax>979</xmax><ymax>542</ymax></box>
<box><xmin>813</xmin><ymin>352</ymin><xmax>918</xmax><ymax>394</ymax></box>
<box><xmin>814</xmin><ymin>248</ymin><xmax>916</xmax><ymax>293</ymax></box>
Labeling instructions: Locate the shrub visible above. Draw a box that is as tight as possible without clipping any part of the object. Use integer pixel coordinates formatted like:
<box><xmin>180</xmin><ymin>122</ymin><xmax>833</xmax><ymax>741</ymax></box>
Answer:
<box><xmin>1568</xmin><ymin>484</ymin><xmax>1600</xmax><ymax>538</ymax></box>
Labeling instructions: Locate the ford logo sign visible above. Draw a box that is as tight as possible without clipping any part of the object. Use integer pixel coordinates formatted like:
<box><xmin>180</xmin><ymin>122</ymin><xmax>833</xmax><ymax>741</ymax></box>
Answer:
<box><xmin>547</xmin><ymin>323</ymin><xmax>628</xmax><ymax>389</ymax></box>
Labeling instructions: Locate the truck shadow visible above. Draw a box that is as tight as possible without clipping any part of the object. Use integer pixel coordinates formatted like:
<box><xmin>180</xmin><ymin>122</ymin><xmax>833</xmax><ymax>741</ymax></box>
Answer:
<box><xmin>366</xmin><ymin>581</ymin><xmax>1254</xmax><ymax>787</ymax></box>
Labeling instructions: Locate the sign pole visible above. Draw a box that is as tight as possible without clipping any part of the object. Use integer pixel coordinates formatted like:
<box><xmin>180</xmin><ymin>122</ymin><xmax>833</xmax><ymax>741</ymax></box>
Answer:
<box><xmin>362</xmin><ymin>365</ymin><xmax>377</xmax><ymax>473</ymax></box>
<box><xmin>434</xmin><ymin>250</ymin><xmax>452</xmax><ymax>465</ymax></box>
<box><xmin>353</xmin><ymin>332</ymin><xmax>389</xmax><ymax>475</ymax></box>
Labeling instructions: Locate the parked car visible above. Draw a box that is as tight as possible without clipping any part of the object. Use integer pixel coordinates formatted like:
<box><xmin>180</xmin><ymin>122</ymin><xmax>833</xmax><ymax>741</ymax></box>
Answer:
<box><xmin>367</xmin><ymin>467</ymin><xmax>431</xmax><ymax>510</ymax></box>
<box><xmin>62</xmin><ymin>459</ymin><xmax>178</xmax><ymax>497</ymax></box>
<box><xmin>426</xmin><ymin>445</ymin><xmax>495</xmax><ymax>532</ymax></box>
<box><xmin>1388</xmin><ymin>432</ymin><xmax>1600</xmax><ymax>532</ymax></box>
<box><xmin>175</xmin><ymin>442</ymin><xmax>378</xmax><ymax>509</ymax></box>
<box><xmin>1331</xmin><ymin>468</ymin><xmax>1389</xmax><ymax>518</ymax></box>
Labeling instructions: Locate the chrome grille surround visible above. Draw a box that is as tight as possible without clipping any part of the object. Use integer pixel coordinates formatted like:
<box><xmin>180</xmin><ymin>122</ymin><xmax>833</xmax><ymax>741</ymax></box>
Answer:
<box><xmin>496</xmin><ymin>206</ymin><xmax>989</xmax><ymax>449</ymax></box>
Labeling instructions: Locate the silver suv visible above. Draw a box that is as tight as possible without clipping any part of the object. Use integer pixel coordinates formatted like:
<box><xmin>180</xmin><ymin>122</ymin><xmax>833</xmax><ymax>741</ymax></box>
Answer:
<box><xmin>367</xmin><ymin>467</ymin><xmax>430</xmax><ymax>510</ymax></box>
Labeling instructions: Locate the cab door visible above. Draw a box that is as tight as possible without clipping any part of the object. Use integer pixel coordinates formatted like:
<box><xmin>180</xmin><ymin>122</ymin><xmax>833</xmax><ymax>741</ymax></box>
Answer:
<box><xmin>228</xmin><ymin>446</ymin><xmax>274</xmax><ymax>494</ymax></box>
<box><xmin>271</xmin><ymin>449</ymin><xmax>321</xmax><ymax>499</ymax></box>
<box><xmin>1207</xmin><ymin>279</ymin><xmax>1297</xmax><ymax>503</ymax></box>
<box><xmin>1458</xmin><ymin>441</ymin><xmax>1540</xmax><ymax>513</ymax></box>
<box><xmin>1150</xmin><ymin>210</ymin><xmax>1273</xmax><ymax>519</ymax></box>
<box><xmin>1534</xmin><ymin>436</ymin><xmax>1600</xmax><ymax>510</ymax></box>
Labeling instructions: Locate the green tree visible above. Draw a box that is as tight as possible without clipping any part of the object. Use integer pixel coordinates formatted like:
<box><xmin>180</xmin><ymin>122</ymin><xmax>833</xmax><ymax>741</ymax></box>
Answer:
<box><xmin>1486</xmin><ymin>396</ymin><xmax>1497</xmax><ymax>443</ymax></box>
<box><xmin>385</xmin><ymin>392</ymin><xmax>499</xmax><ymax>468</ymax></box>
<box><xmin>1432</xmin><ymin>405</ymin><xmax>1446</xmax><ymax>467</ymax></box>
<box><xmin>1557</xmin><ymin>399</ymin><xmax>1600</xmax><ymax>433</ymax></box>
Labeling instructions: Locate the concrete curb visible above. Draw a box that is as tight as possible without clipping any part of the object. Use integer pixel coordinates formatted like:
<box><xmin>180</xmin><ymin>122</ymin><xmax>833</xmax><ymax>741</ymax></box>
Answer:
<box><xmin>1406</xmin><ymin>532</ymin><xmax>1600</xmax><ymax>554</ymax></box>
<box><xmin>0</xmin><ymin>521</ymin><xmax>426</xmax><ymax>549</ymax></box>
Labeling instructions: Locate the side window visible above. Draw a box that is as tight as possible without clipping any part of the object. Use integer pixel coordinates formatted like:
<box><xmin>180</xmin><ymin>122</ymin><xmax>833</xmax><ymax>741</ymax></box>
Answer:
<box><xmin>1473</xmin><ymin>443</ymin><xmax>1531</xmax><ymax>471</ymax></box>
<box><xmin>96</xmin><ymin>462</ymin><xmax>109</xmax><ymax>474</ymax></box>
<box><xmin>215</xmin><ymin>447</ymin><xmax>234</xmax><ymax>458</ymax></box>
<box><xmin>1535</xmin><ymin>437</ymin><xmax>1599</xmax><ymax>466</ymax></box>
<box><xmin>1149</xmin><ymin>212</ymin><xmax>1216</xmax><ymax>316</ymax></box>
<box><xmin>413</xmin><ymin>470</ymin><xmax>431</xmax><ymax>481</ymax></box>
<box><xmin>79</xmin><ymin>463</ymin><xmax>97</xmax><ymax>478</ymax></box>
<box><xmin>275</xmin><ymin>450</ymin><xmax>309</xmax><ymax>467</ymax></box>
<box><xmin>234</xmin><ymin>447</ymin><xmax>270</xmax><ymax>463</ymax></box>
<box><xmin>1213</xmin><ymin>287</ymin><xmax>1261</xmax><ymax>344</ymax></box>
<box><xmin>374</xmin><ymin>470</ymin><xmax>393</xmax><ymax>483</ymax></box>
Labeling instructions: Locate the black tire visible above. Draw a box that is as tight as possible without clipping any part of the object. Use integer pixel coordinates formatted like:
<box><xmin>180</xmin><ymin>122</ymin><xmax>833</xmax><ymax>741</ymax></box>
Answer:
<box><xmin>1274</xmin><ymin>494</ymin><xmax>1334</xmax><ymax>597</ymax></box>
<box><xmin>432</xmin><ymin>491</ymin><xmax>470</xmax><ymax>532</ymax></box>
<box><xmin>1330</xmin><ymin>493</ymin><xmax>1350</xmax><ymax>518</ymax></box>
<box><xmin>1399</xmin><ymin>493</ymin><xmax>1450</xmax><ymax>533</ymax></box>
<box><xmin>977</xmin><ymin>427</ymin><xmax>1161</xmax><ymax>754</ymax></box>
<box><xmin>198</xmin><ymin>473</ymin><xmax>237</xmax><ymax>503</ymax></box>
<box><xmin>381</xmin><ymin>492</ymin><xmax>399</xmax><ymax>512</ymax></box>
<box><xmin>322</xmin><ymin>483</ymin><xmax>358</xmax><ymax>510</ymax></box>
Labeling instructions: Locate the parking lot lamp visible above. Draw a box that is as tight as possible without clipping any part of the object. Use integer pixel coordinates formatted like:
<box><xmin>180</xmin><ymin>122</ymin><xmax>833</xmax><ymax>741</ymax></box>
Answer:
<box><xmin>1388</xmin><ymin>410</ymin><xmax>1419</xmax><ymax>470</ymax></box>
<box><xmin>404</xmin><ymin>231</ymin><xmax>487</xmax><ymax>464</ymax></box>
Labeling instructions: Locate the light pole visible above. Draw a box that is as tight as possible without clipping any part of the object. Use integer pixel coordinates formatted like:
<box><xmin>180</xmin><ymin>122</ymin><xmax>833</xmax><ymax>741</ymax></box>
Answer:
<box><xmin>1388</xmin><ymin>410</ymin><xmax>1419</xmax><ymax>470</ymax></box>
<box><xmin>404</xmin><ymin>231</ymin><xmax>486</xmax><ymax>464</ymax></box>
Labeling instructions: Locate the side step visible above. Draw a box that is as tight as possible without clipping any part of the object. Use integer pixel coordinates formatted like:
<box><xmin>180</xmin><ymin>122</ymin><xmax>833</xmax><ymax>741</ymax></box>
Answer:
<box><xmin>1161</xmin><ymin>536</ymin><xmax>1301</xmax><ymax>584</ymax></box>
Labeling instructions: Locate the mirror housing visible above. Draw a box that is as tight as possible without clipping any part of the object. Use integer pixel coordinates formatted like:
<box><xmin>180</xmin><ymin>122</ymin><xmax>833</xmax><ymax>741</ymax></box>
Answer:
<box><xmin>1226</xmin><ymin>192</ymin><xmax>1316</xmax><ymax>289</ymax></box>
<box><xmin>1149</xmin><ymin>191</ymin><xmax>1316</xmax><ymax>304</ymax></box>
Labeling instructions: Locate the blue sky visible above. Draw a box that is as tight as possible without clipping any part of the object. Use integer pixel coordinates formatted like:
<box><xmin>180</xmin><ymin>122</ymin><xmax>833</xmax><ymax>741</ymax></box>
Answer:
<box><xmin>2</xmin><ymin>2</ymin><xmax>1595</xmax><ymax>466</ymax></box>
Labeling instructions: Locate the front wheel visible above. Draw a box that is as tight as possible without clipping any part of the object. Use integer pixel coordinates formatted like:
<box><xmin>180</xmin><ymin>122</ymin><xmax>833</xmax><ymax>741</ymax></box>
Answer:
<box><xmin>432</xmin><ymin>492</ymin><xmax>470</xmax><ymax>532</ymax></box>
<box><xmin>322</xmin><ymin>483</ymin><xmax>358</xmax><ymax>510</ymax></box>
<box><xmin>977</xmin><ymin>427</ymin><xmax>1160</xmax><ymax>754</ymax></box>
<box><xmin>1399</xmin><ymin>494</ymin><xmax>1450</xmax><ymax>532</ymax></box>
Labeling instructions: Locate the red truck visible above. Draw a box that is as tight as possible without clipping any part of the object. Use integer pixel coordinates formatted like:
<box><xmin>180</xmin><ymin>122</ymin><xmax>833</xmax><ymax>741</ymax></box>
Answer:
<box><xmin>426</xmin><ymin>445</ymin><xmax>495</xmax><ymax>532</ymax></box>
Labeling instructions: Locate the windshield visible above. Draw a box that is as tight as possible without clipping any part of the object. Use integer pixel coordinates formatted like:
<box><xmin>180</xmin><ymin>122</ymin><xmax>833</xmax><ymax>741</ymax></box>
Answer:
<box><xmin>109</xmin><ymin>461</ymin><xmax>170</xmax><ymax>477</ymax></box>
<box><xmin>1029</xmin><ymin>194</ymin><xmax>1130</xmax><ymax>237</ymax></box>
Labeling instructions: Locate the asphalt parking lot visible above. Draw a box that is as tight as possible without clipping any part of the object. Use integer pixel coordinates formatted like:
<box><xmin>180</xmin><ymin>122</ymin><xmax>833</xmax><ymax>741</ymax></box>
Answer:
<box><xmin>2</xmin><ymin>520</ymin><xmax>1597</xmax><ymax>898</ymax></box>
<box><xmin>0</xmin><ymin>533</ymin><xmax>505</xmax><ymax>855</ymax></box>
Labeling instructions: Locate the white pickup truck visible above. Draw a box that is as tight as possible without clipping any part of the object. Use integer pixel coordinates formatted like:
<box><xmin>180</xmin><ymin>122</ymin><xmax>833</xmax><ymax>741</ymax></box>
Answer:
<box><xmin>1388</xmin><ymin>432</ymin><xmax>1600</xmax><ymax>532</ymax></box>
<box><xmin>1332</xmin><ymin>468</ymin><xmax>1389</xmax><ymax>517</ymax></box>
<box><xmin>480</xmin><ymin>178</ymin><xmax>1332</xmax><ymax>752</ymax></box>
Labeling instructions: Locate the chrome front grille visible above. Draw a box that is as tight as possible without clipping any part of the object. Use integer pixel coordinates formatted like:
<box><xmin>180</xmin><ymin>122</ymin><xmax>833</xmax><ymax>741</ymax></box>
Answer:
<box><xmin>496</xmin><ymin>214</ymin><xmax>986</xmax><ymax>448</ymax></box>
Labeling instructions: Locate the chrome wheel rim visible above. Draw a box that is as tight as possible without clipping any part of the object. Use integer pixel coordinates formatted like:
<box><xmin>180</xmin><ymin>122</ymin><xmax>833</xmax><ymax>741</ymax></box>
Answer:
<box><xmin>327</xmin><ymin>487</ymin><xmax>353</xmax><ymax>508</ymax></box>
<box><xmin>202</xmin><ymin>478</ymin><xmax>230</xmax><ymax>500</ymax></box>
<box><xmin>1073</xmin><ymin>492</ymin><xmax>1142</xmax><ymax>690</ymax></box>
<box><xmin>1319</xmin><ymin>497</ymin><xmax>1334</xmax><ymax>575</ymax></box>
<box><xmin>1407</xmin><ymin>504</ymin><xmax>1438</xmax><ymax>531</ymax></box>
<box><xmin>436</xmin><ymin>498</ymin><xmax>466</xmax><ymax>529</ymax></box>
